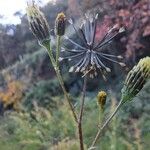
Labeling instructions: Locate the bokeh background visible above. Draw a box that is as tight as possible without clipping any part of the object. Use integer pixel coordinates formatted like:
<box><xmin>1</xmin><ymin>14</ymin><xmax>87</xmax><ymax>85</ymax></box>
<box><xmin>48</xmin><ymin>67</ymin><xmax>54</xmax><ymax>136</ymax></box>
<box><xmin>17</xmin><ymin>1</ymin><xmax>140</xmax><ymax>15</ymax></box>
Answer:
<box><xmin>0</xmin><ymin>0</ymin><xmax>149</xmax><ymax>150</ymax></box>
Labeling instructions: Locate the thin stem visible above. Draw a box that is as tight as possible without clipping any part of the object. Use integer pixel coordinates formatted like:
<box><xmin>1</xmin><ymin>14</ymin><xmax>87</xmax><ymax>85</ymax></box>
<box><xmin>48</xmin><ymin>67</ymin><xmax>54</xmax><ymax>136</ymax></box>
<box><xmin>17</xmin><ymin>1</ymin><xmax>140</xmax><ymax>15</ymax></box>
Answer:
<box><xmin>78</xmin><ymin>76</ymin><xmax>87</xmax><ymax>150</ymax></box>
<box><xmin>43</xmin><ymin>41</ymin><xmax>78</xmax><ymax>123</ymax></box>
<box><xmin>98</xmin><ymin>108</ymin><xmax>104</xmax><ymax>126</ymax></box>
<box><xmin>56</xmin><ymin>36</ymin><xmax>61</xmax><ymax>66</ymax></box>
<box><xmin>55</xmin><ymin>67</ymin><xmax>78</xmax><ymax>123</ymax></box>
<box><xmin>78</xmin><ymin>122</ymin><xmax>84</xmax><ymax>150</ymax></box>
<box><xmin>79</xmin><ymin>76</ymin><xmax>87</xmax><ymax>122</ymax></box>
<box><xmin>89</xmin><ymin>98</ymin><xmax>124</xmax><ymax>149</ymax></box>
<box><xmin>41</xmin><ymin>40</ymin><xmax>56</xmax><ymax>67</ymax></box>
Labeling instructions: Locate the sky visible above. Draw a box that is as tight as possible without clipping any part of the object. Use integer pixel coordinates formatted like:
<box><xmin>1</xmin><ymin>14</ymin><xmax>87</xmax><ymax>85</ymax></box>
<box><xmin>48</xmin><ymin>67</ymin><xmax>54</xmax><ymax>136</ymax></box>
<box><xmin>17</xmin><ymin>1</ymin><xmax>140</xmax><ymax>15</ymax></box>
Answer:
<box><xmin>0</xmin><ymin>0</ymin><xmax>55</xmax><ymax>25</ymax></box>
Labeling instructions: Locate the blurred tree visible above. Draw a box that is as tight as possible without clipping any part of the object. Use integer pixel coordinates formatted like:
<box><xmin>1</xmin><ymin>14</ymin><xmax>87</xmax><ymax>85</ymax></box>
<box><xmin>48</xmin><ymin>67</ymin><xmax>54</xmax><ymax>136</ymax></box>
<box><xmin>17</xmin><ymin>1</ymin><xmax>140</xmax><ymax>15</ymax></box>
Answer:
<box><xmin>109</xmin><ymin>0</ymin><xmax>150</xmax><ymax>64</ymax></box>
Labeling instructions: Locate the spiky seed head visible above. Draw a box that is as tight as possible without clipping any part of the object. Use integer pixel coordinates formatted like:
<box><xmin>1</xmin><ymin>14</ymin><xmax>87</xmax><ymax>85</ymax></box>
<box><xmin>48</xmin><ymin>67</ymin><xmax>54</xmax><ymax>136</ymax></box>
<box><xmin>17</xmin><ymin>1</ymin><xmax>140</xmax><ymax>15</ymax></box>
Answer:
<box><xmin>121</xmin><ymin>57</ymin><xmax>150</xmax><ymax>103</ymax></box>
<box><xmin>61</xmin><ymin>13</ymin><xmax>126</xmax><ymax>78</ymax></box>
<box><xmin>55</xmin><ymin>12</ymin><xmax>66</xmax><ymax>36</ymax></box>
<box><xmin>97</xmin><ymin>91</ymin><xmax>107</xmax><ymax>111</ymax></box>
<box><xmin>26</xmin><ymin>2</ymin><xmax>50</xmax><ymax>43</ymax></box>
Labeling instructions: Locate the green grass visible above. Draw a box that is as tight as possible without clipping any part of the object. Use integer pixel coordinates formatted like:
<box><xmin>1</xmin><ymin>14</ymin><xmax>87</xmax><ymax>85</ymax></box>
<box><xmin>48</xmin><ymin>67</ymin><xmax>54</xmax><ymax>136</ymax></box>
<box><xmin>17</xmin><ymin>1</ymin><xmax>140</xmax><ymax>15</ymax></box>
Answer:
<box><xmin>0</xmin><ymin>80</ymin><xmax>149</xmax><ymax>150</ymax></box>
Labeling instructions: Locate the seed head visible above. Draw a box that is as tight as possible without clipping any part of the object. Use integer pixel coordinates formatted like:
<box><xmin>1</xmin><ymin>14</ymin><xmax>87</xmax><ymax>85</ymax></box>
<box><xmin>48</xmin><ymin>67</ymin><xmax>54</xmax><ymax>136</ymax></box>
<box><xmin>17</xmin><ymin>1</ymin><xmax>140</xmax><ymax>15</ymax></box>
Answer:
<box><xmin>55</xmin><ymin>12</ymin><xmax>66</xmax><ymax>36</ymax></box>
<box><xmin>26</xmin><ymin>2</ymin><xmax>50</xmax><ymax>43</ymax></box>
<box><xmin>60</xmin><ymin>14</ymin><xmax>126</xmax><ymax>78</ymax></box>
<box><xmin>97</xmin><ymin>91</ymin><xmax>107</xmax><ymax>111</ymax></box>
<box><xmin>121</xmin><ymin>57</ymin><xmax>150</xmax><ymax>103</ymax></box>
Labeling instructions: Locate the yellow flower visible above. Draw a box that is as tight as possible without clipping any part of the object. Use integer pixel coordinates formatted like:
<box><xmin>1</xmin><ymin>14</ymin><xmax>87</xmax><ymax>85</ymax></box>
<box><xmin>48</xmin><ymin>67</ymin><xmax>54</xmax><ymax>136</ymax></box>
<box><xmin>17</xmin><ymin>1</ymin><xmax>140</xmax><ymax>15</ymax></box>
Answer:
<box><xmin>97</xmin><ymin>91</ymin><xmax>107</xmax><ymax>110</ymax></box>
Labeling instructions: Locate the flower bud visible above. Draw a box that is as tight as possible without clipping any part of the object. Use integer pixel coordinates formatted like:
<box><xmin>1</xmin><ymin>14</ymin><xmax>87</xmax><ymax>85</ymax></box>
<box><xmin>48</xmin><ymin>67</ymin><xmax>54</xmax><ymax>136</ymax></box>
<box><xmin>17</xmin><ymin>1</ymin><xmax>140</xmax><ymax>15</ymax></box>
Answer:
<box><xmin>121</xmin><ymin>57</ymin><xmax>150</xmax><ymax>103</ymax></box>
<box><xmin>26</xmin><ymin>2</ymin><xmax>50</xmax><ymax>43</ymax></box>
<box><xmin>97</xmin><ymin>91</ymin><xmax>107</xmax><ymax>111</ymax></box>
<box><xmin>55</xmin><ymin>12</ymin><xmax>66</xmax><ymax>36</ymax></box>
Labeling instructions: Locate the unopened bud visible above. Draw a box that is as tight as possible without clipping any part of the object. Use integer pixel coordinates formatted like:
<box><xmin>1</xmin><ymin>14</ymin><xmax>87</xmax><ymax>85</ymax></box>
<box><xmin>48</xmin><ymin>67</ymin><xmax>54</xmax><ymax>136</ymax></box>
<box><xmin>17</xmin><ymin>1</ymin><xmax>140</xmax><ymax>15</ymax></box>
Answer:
<box><xmin>97</xmin><ymin>91</ymin><xmax>107</xmax><ymax>111</ymax></box>
<box><xmin>26</xmin><ymin>3</ymin><xmax>50</xmax><ymax>43</ymax></box>
<box><xmin>55</xmin><ymin>12</ymin><xmax>66</xmax><ymax>36</ymax></box>
<box><xmin>121</xmin><ymin>57</ymin><xmax>150</xmax><ymax>103</ymax></box>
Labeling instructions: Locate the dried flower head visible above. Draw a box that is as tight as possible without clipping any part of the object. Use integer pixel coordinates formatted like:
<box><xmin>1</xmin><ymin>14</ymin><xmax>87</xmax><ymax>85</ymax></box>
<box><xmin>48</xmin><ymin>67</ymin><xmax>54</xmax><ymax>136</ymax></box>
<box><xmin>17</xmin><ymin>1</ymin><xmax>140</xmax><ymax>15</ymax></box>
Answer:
<box><xmin>55</xmin><ymin>12</ymin><xmax>66</xmax><ymax>36</ymax></box>
<box><xmin>26</xmin><ymin>2</ymin><xmax>50</xmax><ymax>43</ymax></box>
<box><xmin>59</xmin><ymin>14</ymin><xmax>125</xmax><ymax>78</ymax></box>
<box><xmin>97</xmin><ymin>91</ymin><xmax>107</xmax><ymax>110</ymax></box>
<box><xmin>121</xmin><ymin>57</ymin><xmax>150</xmax><ymax>103</ymax></box>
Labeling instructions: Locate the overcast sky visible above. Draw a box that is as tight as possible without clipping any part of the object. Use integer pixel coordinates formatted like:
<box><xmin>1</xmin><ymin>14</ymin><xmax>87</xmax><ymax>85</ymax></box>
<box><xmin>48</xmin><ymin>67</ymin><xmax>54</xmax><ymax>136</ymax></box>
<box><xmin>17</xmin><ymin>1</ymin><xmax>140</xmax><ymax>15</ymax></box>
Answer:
<box><xmin>0</xmin><ymin>0</ymin><xmax>54</xmax><ymax>25</ymax></box>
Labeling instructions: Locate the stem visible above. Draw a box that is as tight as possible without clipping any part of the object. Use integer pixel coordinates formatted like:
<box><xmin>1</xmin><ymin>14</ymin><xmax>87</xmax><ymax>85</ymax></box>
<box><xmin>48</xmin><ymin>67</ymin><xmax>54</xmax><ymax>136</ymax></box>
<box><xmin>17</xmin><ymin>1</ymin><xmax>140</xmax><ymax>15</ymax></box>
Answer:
<box><xmin>56</xmin><ymin>36</ymin><xmax>61</xmax><ymax>66</ymax></box>
<box><xmin>41</xmin><ymin>40</ymin><xmax>56</xmax><ymax>67</ymax></box>
<box><xmin>78</xmin><ymin>76</ymin><xmax>87</xmax><ymax>150</ymax></box>
<box><xmin>55</xmin><ymin>36</ymin><xmax>78</xmax><ymax>122</ymax></box>
<box><xmin>98</xmin><ymin>108</ymin><xmax>104</xmax><ymax>126</ymax></box>
<box><xmin>89</xmin><ymin>98</ymin><xmax>124</xmax><ymax>149</ymax></box>
<box><xmin>78</xmin><ymin>122</ymin><xmax>84</xmax><ymax>150</ymax></box>
<box><xmin>43</xmin><ymin>40</ymin><xmax>78</xmax><ymax>123</ymax></box>
<box><xmin>55</xmin><ymin>67</ymin><xmax>78</xmax><ymax>123</ymax></box>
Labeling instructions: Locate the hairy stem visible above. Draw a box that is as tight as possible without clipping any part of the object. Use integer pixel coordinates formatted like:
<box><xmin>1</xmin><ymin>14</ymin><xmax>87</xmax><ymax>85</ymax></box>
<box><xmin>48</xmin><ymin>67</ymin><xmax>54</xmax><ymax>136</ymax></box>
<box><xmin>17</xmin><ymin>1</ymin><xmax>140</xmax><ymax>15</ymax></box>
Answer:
<box><xmin>43</xmin><ymin>41</ymin><xmax>78</xmax><ymax>123</ymax></box>
<box><xmin>89</xmin><ymin>98</ymin><xmax>124</xmax><ymax>149</ymax></box>
<box><xmin>98</xmin><ymin>108</ymin><xmax>104</xmax><ymax>126</ymax></box>
<box><xmin>56</xmin><ymin>36</ymin><xmax>61</xmax><ymax>66</ymax></box>
<box><xmin>78</xmin><ymin>76</ymin><xmax>87</xmax><ymax>150</ymax></box>
<box><xmin>55</xmin><ymin>67</ymin><xmax>78</xmax><ymax>123</ymax></box>
<box><xmin>41</xmin><ymin>40</ymin><xmax>56</xmax><ymax>67</ymax></box>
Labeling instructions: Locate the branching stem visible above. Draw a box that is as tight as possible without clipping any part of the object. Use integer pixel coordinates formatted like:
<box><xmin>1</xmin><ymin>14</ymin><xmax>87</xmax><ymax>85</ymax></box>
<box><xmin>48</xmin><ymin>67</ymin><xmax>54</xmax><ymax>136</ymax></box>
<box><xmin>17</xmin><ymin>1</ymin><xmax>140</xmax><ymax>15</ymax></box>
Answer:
<box><xmin>89</xmin><ymin>98</ymin><xmax>124</xmax><ymax>149</ymax></box>
<box><xmin>43</xmin><ymin>40</ymin><xmax>78</xmax><ymax>123</ymax></box>
<box><xmin>55</xmin><ymin>67</ymin><xmax>78</xmax><ymax>123</ymax></box>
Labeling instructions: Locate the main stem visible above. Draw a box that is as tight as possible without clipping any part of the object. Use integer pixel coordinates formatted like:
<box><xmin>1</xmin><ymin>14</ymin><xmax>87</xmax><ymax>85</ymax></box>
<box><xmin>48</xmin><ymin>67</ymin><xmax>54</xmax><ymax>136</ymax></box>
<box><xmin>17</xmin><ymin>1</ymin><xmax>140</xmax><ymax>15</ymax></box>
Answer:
<box><xmin>78</xmin><ymin>76</ymin><xmax>87</xmax><ymax>150</ymax></box>
<box><xmin>89</xmin><ymin>98</ymin><xmax>124</xmax><ymax>149</ymax></box>
<box><xmin>43</xmin><ymin>40</ymin><xmax>78</xmax><ymax>123</ymax></box>
<box><xmin>56</xmin><ymin>36</ymin><xmax>61</xmax><ymax>66</ymax></box>
<box><xmin>55</xmin><ymin>67</ymin><xmax>78</xmax><ymax>123</ymax></box>
<box><xmin>55</xmin><ymin>36</ymin><xmax>78</xmax><ymax>122</ymax></box>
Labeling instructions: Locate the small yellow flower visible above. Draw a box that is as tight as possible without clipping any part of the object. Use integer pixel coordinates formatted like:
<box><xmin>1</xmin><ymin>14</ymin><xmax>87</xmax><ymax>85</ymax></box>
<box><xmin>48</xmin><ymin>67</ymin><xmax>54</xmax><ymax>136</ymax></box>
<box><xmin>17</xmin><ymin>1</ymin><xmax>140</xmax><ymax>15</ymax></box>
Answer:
<box><xmin>97</xmin><ymin>91</ymin><xmax>107</xmax><ymax>111</ymax></box>
<box><xmin>26</xmin><ymin>2</ymin><xmax>50</xmax><ymax>42</ymax></box>
<box><xmin>121</xmin><ymin>57</ymin><xmax>150</xmax><ymax>102</ymax></box>
<box><xmin>55</xmin><ymin>12</ymin><xmax>66</xmax><ymax>36</ymax></box>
